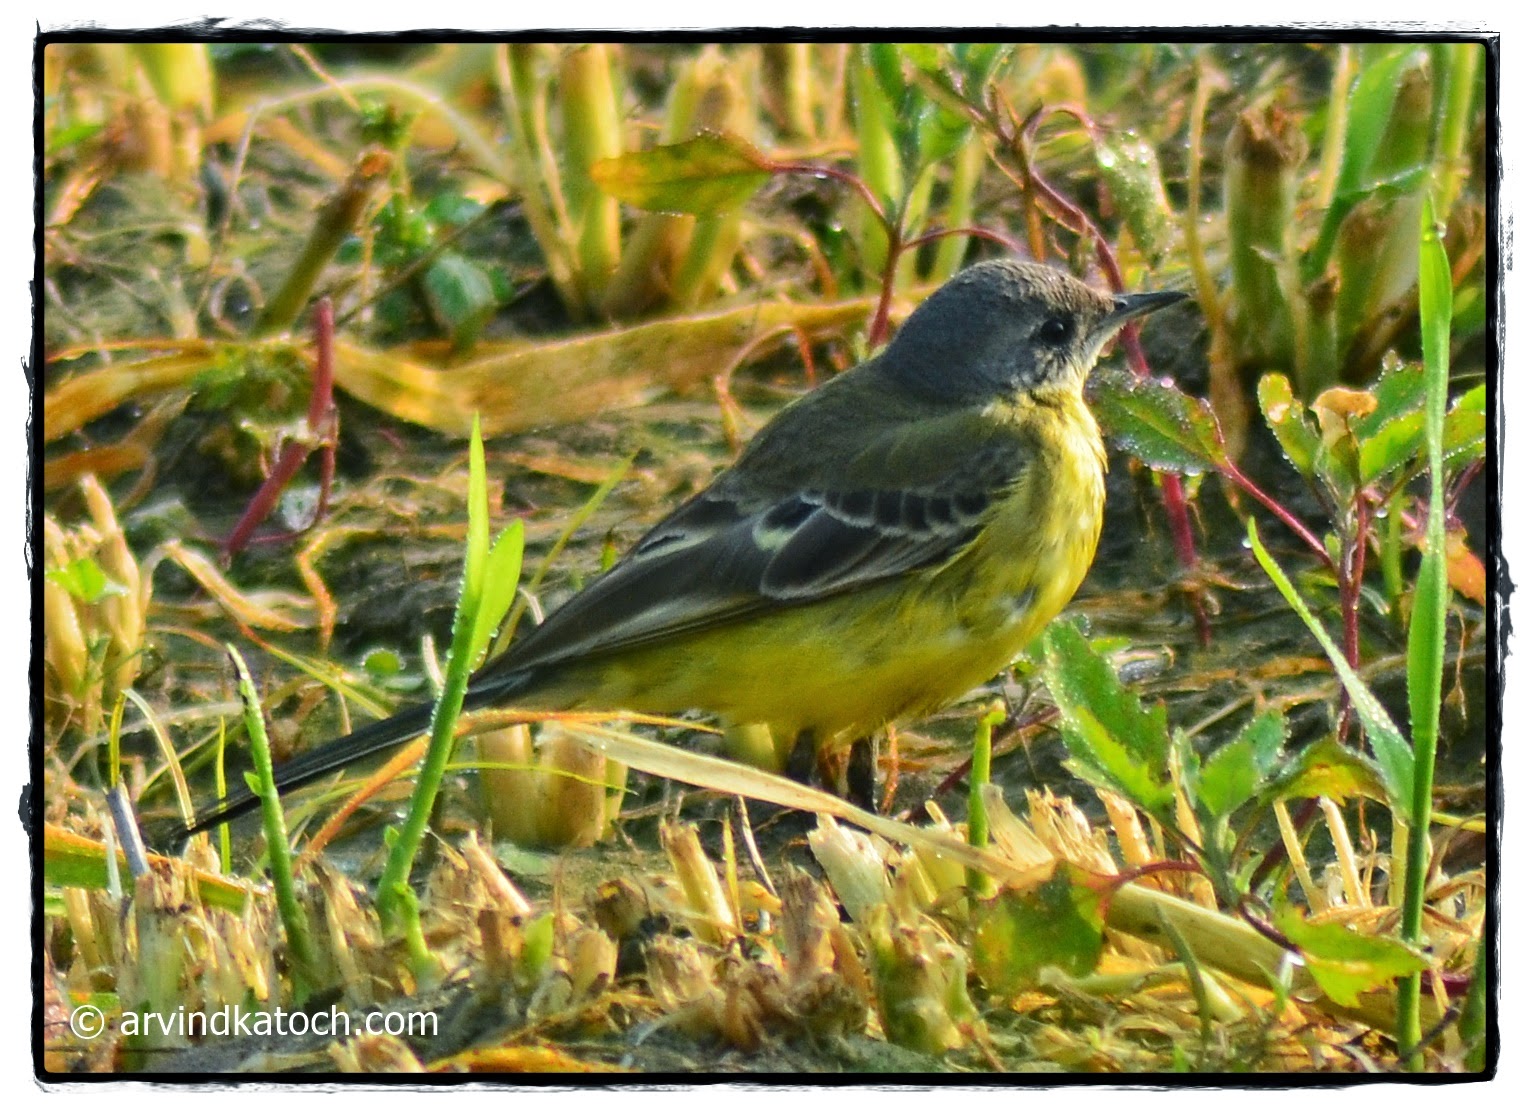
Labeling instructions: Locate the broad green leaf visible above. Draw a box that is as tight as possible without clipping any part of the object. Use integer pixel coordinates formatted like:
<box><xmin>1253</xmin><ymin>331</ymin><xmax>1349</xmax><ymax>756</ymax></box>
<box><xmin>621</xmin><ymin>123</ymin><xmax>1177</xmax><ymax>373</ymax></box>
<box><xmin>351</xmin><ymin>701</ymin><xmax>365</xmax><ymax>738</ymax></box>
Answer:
<box><xmin>1042</xmin><ymin>621</ymin><xmax>1174</xmax><ymax>818</ymax></box>
<box><xmin>1247</xmin><ymin>521</ymin><xmax>1414</xmax><ymax>813</ymax></box>
<box><xmin>1276</xmin><ymin>904</ymin><xmax>1429</xmax><ymax>1008</ymax></box>
<box><xmin>589</xmin><ymin>133</ymin><xmax>772</xmax><ymax>216</ymax></box>
<box><xmin>1090</xmin><ymin>368</ymin><xmax>1228</xmax><ymax>474</ymax></box>
<box><xmin>1352</xmin><ymin>362</ymin><xmax>1429</xmax><ymax>484</ymax></box>
<box><xmin>851</xmin><ymin>45</ymin><xmax>904</xmax><ymax>213</ymax></box>
<box><xmin>1061</xmin><ymin>707</ymin><xmax>1177</xmax><ymax>819</ymax></box>
<box><xmin>1351</xmin><ymin>361</ymin><xmax>1426</xmax><ymax>438</ymax></box>
<box><xmin>916</xmin><ymin>98</ymin><xmax>973</xmax><ymax>167</ymax></box>
<box><xmin>1258</xmin><ymin>374</ymin><xmax>1321</xmax><ymax>477</ymax></box>
<box><xmin>1196</xmin><ymin>711</ymin><xmax>1286</xmax><ymax>818</ymax></box>
<box><xmin>423</xmin><ymin>191</ymin><xmax>485</xmax><ymax>228</ymax></box>
<box><xmin>1443</xmin><ymin>384</ymin><xmax>1486</xmax><ymax>472</ymax></box>
<box><xmin>1359</xmin><ymin>409</ymin><xmax>1426</xmax><ymax>484</ymax></box>
<box><xmin>972</xmin><ymin>868</ymin><xmax>1105</xmax><ymax>995</ymax></box>
<box><xmin>1265</xmin><ymin>735</ymin><xmax>1391</xmax><ymax>805</ymax></box>
<box><xmin>46</xmin><ymin>556</ymin><xmax>127</xmax><ymax>604</ymax></box>
<box><xmin>869</xmin><ymin>42</ymin><xmax>912</xmax><ymax>103</ymax></box>
<box><xmin>424</xmin><ymin>252</ymin><xmax>499</xmax><ymax>349</ymax></box>
<box><xmin>952</xmin><ymin>42</ymin><xmax>1012</xmax><ymax>91</ymax></box>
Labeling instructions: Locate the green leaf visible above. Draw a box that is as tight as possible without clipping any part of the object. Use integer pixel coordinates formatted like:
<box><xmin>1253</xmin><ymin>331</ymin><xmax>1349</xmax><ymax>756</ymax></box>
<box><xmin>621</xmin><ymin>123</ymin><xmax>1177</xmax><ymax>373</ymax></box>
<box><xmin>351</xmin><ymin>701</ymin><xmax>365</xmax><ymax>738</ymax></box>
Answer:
<box><xmin>1091</xmin><ymin>368</ymin><xmax>1227</xmax><ymax>474</ymax></box>
<box><xmin>589</xmin><ymin>132</ymin><xmax>772</xmax><ymax>216</ymax></box>
<box><xmin>424</xmin><ymin>252</ymin><xmax>500</xmax><ymax>349</ymax></box>
<box><xmin>46</xmin><ymin>556</ymin><xmax>127</xmax><ymax>604</ymax></box>
<box><xmin>1095</xmin><ymin>131</ymin><xmax>1174</xmax><ymax>263</ymax></box>
<box><xmin>1247</xmin><ymin>521</ymin><xmax>1414</xmax><ymax>812</ymax></box>
<box><xmin>1258</xmin><ymin>374</ymin><xmax>1322</xmax><ymax>477</ymax></box>
<box><xmin>424</xmin><ymin>191</ymin><xmax>485</xmax><ymax>228</ymax></box>
<box><xmin>952</xmin><ymin>42</ymin><xmax>1012</xmax><ymax>92</ymax></box>
<box><xmin>1196</xmin><ymin>711</ymin><xmax>1287</xmax><ymax>819</ymax></box>
<box><xmin>1304</xmin><ymin>46</ymin><xmax>1429</xmax><ymax>283</ymax></box>
<box><xmin>869</xmin><ymin>42</ymin><xmax>912</xmax><ymax>103</ymax></box>
<box><xmin>916</xmin><ymin>98</ymin><xmax>973</xmax><ymax>167</ymax></box>
<box><xmin>1265</xmin><ymin>735</ymin><xmax>1392</xmax><ymax>805</ymax></box>
<box><xmin>469</xmin><ymin>520</ymin><xmax>525</xmax><ymax>667</ymax></box>
<box><xmin>972</xmin><ymin>868</ymin><xmax>1105</xmax><ymax>995</ymax></box>
<box><xmin>464</xmin><ymin>415</ymin><xmax>490</xmax><ymax>602</ymax></box>
<box><xmin>892</xmin><ymin>42</ymin><xmax>944</xmax><ymax>76</ymax></box>
<box><xmin>1359</xmin><ymin>409</ymin><xmax>1426</xmax><ymax>485</ymax></box>
<box><xmin>519</xmin><ymin>911</ymin><xmax>557</xmax><ymax>981</ymax></box>
<box><xmin>1351</xmin><ymin>362</ymin><xmax>1430</xmax><ymax>484</ymax></box>
<box><xmin>1042</xmin><ymin>621</ymin><xmax>1174</xmax><ymax>818</ymax></box>
<box><xmin>46</xmin><ymin>119</ymin><xmax>105</xmax><ymax>155</ymax></box>
<box><xmin>1276</xmin><ymin>903</ymin><xmax>1429</xmax><ymax>1008</ymax></box>
<box><xmin>361</xmin><ymin>647</ymin><xmax>403</xmax><ymax>679</ymax></box>
<box><xmin>1442</xmin><ymin>385</ymin><xmax>1486</xmax><ymax>472</ymax></box>
<box><xmin>1352</xmin><ymin>361</ymin><xmax>1426</xmax><ymax>438</ymax></box>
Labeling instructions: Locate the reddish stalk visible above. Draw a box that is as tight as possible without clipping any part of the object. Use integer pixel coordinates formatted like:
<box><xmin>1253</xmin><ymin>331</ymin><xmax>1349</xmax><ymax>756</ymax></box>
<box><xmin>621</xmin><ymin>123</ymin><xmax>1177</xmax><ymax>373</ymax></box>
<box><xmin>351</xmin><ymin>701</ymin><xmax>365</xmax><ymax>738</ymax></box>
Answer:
<box><xmin>1220</xmin><ymin>460</ymin><xmax>1336</xmax><ymax>572</ymax></box>
<box><xmin>1342</xmin><ymin>497</ymin><xmax>1370</xmax><ymax>668</ymax></box>
<box><xmin>223</xmin><ymin>299</ymin><xmax>340</xmax><ymax>556</ymax></box>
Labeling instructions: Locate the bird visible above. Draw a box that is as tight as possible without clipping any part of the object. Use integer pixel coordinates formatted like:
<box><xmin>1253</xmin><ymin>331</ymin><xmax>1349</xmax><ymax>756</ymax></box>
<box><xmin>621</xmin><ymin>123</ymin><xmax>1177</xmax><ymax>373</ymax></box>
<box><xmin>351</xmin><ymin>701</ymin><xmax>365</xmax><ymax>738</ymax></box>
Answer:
<box><xmin>177</xmin><ymin>258</ymin><xmax>1185</xmax><ymax>841</ymax></box>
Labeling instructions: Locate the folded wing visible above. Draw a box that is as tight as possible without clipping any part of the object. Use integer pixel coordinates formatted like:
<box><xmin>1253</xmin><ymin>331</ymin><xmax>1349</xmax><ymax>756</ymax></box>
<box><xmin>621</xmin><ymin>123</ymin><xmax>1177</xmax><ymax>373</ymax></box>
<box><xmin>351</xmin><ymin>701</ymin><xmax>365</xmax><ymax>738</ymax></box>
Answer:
<box><xmin>479</xmin><ymin>439</ymin><xmax>1026</xmax><ymax>680</ymax></box>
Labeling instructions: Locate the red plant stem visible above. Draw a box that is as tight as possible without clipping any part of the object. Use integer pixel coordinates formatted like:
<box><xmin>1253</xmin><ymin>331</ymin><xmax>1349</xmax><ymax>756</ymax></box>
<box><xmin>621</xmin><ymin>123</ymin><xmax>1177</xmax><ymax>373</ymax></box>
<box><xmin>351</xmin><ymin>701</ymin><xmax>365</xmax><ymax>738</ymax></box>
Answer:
<box><xmin>223</xmin><ymin>439</ymin><xmax>312</xmax><ymax>556</ymax></box>
<box><xmin>773</xmin><ymin>159</ymin><xmax>889</xmax><ymax>228</ymax></box>
<box><xmin>307</xmin><ymin>299</ymin><xmax>336</xmax><ymax>428</ymax></box>
<box><xmin>1220</xmin><ymin>460</ymin><xmax>1336</xmax><ymax>573</ymax></box>
<box><xmin>868</xmin><ymin>237</ymin><xmax>902</xmax><ymax>349</ymax></box>
<box><xmin>1450</xmin><ymin>456</ymin><xmax>1483</xmax><ymax>509</ymax></box>
<box><xmin>1343</xmin><ymin>497</ymin><xmax>1369</xmax><ymax>668</ymax></box>
<box><xmin>223</xmin><ymin>299</ymin><xmax>339</xmax><ymax>556</ymax></box>
<box><xmin>1238</xmin><ymin>903</ymin><xmax>1301</xmax><ymax>953</ymax></box>
<box><xmin>772</xmin><ymin>159</ymin><xmax>903</xmax><ymax>348</ymax></box>
<box><xmin>900</xmin><ymin>225</ymin><xmax>1027</xmax><ymax>257</ymax></box>
<box><xmin>1160</xmin><ymin>473</ymin><xmax>1212</xmax><ymax>644</ymax></box>
<box><xmin>1107</xmin><ymin>859</ymin><xmax>1204</xmax><ymax>894</ymax></box>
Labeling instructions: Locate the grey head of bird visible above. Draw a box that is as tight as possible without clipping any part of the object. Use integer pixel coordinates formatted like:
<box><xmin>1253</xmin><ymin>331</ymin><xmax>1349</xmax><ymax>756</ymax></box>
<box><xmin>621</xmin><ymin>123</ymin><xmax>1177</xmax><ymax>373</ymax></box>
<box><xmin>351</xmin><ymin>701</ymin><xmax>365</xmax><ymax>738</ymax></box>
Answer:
<box><xmin>878</xmin><ymin>258</ymin><xmax>1186</xmax><ymax>404</ymax></box>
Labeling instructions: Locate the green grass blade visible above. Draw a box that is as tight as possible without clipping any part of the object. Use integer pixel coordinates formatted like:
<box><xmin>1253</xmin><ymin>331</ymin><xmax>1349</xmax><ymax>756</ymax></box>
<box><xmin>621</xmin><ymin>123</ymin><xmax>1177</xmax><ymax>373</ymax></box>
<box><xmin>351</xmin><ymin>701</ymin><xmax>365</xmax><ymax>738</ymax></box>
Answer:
<box><xmin>375</xmin><ymin>415</ymin><xmax>490</xmax><ymax>958</ymax></box>
<box><xmin>1246</xmin><ymin>521</ymin><xmax>1413</xmax><ymax>810</ymax></box>
<box><xmin>226</xmin><ymin>644</ymin><xmax>319</xmax><ymax>994</ymax></box>
<box><xmin>1396</xmin><ymin>190</ymin><xmax>1453</xmax><ymax>1068</ymax></box>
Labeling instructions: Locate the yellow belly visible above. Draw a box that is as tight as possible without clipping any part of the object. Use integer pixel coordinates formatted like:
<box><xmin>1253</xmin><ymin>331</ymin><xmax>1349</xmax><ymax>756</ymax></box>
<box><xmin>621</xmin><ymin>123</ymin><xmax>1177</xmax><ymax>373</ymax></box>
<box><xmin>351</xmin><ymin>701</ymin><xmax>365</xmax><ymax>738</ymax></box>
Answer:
<box><xmin>538</xmin><ymin>390</ymin><xmax>1107</xmax><ymax>760</ymax></box>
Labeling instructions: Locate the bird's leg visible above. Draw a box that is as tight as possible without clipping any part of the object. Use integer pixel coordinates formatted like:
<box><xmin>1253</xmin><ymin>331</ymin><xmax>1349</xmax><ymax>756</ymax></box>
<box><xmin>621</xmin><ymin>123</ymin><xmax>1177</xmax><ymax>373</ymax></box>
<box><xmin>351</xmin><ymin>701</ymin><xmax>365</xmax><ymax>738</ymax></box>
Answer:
<box><xmin>783</xmin><ymin>728</ymin><xmax>818</xmax><ymax>784</ymax></box>
<box><xmin>846</xmin><ymin>734</ymin><xmax>879</xmax><ymax>812</ymax></box>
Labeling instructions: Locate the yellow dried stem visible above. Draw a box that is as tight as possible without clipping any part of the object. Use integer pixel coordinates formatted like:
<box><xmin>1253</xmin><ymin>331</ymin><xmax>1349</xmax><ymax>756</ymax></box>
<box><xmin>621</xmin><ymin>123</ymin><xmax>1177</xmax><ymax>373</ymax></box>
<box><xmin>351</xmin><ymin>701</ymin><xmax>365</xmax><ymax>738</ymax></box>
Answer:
<box><xmin>1274</xmin><ymin>798</ymin><xmax>1328</xmax><ymax>912</ymax></box>
<box><xmin>660</xmin><ymin>821</ymin><xmax>737</xmax><ymax>945</ymax></box>
<box><xmin>1318</xmin><ymin>796</ymin><xmax>1368</xmax><ymax>908</ymax></box>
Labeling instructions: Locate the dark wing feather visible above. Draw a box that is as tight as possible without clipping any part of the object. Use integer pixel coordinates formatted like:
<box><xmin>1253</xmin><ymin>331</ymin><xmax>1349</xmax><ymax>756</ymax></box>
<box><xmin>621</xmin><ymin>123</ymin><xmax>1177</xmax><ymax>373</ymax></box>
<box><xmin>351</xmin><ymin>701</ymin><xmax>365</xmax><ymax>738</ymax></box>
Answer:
<box><xmin>482</xmin><ymin>438</ymin><xmax>1025</xmax><ymax>678</ymax></box>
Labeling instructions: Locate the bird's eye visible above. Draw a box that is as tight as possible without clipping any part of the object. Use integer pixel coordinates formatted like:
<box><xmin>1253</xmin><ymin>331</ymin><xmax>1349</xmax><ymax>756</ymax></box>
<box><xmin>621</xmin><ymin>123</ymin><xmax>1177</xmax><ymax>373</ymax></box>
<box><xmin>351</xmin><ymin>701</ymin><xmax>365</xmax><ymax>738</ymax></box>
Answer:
<box><xmin>1035</xmin><ymin>316</ymin><xmax>1072</xmax><ymax>344</ymax></box>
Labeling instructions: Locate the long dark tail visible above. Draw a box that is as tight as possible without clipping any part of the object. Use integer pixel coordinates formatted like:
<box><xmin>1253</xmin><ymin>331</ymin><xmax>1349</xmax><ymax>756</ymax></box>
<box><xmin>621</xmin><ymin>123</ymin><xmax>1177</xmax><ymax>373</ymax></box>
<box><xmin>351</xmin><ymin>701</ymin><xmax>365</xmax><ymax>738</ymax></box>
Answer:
<box><xmin>170</xmin><ymin>668</ymin><xmax>537</xmax><ymax>848</ymax></box>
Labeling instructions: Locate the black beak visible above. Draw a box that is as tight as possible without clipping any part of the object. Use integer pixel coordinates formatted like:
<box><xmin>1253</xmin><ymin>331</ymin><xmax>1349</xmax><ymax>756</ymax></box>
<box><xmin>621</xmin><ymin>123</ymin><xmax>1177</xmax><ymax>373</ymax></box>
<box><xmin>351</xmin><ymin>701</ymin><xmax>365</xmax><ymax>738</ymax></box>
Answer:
<box><xmin>1106</xmin><ymin>288</ymin><xmax>1189</xmax><ymax>327</ymax></box>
